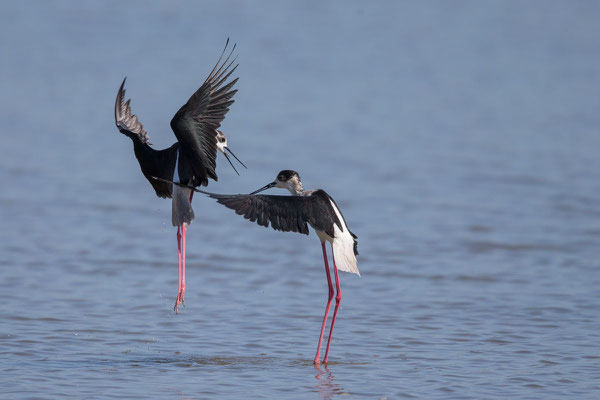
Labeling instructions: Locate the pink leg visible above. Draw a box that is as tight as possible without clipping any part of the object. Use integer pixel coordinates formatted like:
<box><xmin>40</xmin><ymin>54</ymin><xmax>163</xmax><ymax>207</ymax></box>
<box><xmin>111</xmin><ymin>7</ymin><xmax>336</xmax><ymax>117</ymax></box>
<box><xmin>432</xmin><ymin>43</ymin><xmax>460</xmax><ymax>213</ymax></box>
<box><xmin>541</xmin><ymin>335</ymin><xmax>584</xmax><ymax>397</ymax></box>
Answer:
<box><xmin>323</xmin><ymin>246</ymin><xmax>341</xmax><ymax>364</ymax></box>
<box><xmin>174</xmin><ymin>227</ymin><xmax>182</xmax><ymax>313</ymax></box>
<box><xmin>314</xmin><ymin>241</ymin><xmax>334</xmax><ymax>364</ymax></box>
<box><xmin>181</xmin><ymin>224</ymin><xmax>187</xmax><ymax>307</ymax></box>
<box><xmin>179</xmin><ymin>191</ymin><xmax>193</xmax><ymax>307</ymax></box>
<box><xmin>174</xmin><ymin>191</ymin><xmax>193</xmax><ymax>313</ymax></box>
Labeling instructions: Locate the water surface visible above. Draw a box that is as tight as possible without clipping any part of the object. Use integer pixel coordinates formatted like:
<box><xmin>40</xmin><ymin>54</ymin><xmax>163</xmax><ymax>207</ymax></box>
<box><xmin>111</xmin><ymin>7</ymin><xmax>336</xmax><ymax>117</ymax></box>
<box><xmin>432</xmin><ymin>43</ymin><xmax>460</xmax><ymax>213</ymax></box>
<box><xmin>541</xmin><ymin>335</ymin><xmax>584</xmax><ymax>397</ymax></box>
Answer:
<box><xmin>1</xmin><ymin>1</ymin><xmax>599</xmax><ymax>398</ymax></box>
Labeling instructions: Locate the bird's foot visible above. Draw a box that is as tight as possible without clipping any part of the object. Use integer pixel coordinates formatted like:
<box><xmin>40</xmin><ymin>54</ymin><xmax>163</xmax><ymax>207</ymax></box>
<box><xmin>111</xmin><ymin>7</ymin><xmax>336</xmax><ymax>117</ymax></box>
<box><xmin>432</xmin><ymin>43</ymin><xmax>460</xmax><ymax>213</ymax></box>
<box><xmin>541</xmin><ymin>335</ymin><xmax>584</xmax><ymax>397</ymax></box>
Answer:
<box><xmin>174</xmin><ymin>288</ymin><xmax>185</xmax><ymax>314</ymax></box>
<box><xmin>179</xmin><ymin>284</ymin><xmax>186</xmax><ymax>307</ymax></box>
<box><xmin>313</xmin><ymin>356</ymin><xmax>321</xmax><ymax>365</ymax></box>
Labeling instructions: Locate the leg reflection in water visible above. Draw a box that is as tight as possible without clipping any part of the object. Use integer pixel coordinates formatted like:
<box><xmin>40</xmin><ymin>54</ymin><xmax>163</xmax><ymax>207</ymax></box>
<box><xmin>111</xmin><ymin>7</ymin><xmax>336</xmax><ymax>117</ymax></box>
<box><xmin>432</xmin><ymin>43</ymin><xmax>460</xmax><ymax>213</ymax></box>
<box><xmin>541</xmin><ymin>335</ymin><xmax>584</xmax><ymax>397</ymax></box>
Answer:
<box><xmin>314</xmin><ymin>363</ymin><xmax>344</xmax><ymax>400</ymax></box>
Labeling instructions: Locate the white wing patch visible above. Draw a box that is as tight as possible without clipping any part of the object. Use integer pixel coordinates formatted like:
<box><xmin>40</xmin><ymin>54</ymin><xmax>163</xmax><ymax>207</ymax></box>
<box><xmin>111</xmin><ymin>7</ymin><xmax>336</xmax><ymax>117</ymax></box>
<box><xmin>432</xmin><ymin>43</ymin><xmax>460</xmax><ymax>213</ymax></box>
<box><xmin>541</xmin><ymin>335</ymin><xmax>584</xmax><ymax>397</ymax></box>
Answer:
<box><xmin>328</xmin><ymin>199</ymin><xmax>360</xmax><ymax>276</ymax></box>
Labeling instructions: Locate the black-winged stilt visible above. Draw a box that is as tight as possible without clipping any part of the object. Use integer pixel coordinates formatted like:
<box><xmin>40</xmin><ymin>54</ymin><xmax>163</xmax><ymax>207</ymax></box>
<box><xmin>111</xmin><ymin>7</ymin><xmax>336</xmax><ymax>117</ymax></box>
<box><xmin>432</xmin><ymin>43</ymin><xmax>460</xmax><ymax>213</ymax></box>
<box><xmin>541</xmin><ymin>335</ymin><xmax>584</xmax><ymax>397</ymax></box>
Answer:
<box><xmin>114</xmin><ymin>40</ymin><xmax>245</xmax><ymax>313</ymax></box>
<box><xmin>171</xmin><ymin>170</ymin><xmax>360</xmax><ymax>364</ymax></box>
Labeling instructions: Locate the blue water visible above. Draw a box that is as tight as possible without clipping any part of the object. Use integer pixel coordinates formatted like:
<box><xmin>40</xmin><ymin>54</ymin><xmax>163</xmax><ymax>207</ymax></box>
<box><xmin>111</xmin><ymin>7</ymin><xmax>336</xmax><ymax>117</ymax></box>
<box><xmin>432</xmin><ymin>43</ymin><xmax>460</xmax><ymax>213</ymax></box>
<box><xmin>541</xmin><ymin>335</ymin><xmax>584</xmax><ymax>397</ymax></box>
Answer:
<box><xmin>1</xmin><ymin>1</ymin><xmax>599</xmax><ymax>398</ymax></box>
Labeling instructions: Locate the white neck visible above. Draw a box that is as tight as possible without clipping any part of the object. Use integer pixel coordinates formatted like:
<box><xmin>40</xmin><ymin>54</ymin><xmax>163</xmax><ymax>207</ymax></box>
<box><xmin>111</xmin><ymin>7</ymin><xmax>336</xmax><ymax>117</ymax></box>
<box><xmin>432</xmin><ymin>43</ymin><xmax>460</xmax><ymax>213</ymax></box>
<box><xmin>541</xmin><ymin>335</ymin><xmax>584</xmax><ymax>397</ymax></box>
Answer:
<box><xmin>287</xmin><ymin>186</ymin><xmax>304</xmax><ymax>196</ymax></box>
<box><xmin>278</xmin><ymin>175</ymin><xmax>304</xmax><ymax>195</ymax></box>
<box><xmin>289</xmin><ymin>178</ymin><xmax>304</xmax><ymax>195</ymax></box>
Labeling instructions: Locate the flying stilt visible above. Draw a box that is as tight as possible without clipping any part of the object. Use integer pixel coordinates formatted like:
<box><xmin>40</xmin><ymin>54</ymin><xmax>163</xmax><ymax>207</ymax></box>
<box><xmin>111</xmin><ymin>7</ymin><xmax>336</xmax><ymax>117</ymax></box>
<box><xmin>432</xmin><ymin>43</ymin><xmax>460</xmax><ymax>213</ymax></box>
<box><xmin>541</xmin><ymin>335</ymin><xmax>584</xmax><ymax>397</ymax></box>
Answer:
<box><xmin>114</xmin><ymin>39</ymin><xmax>246</xmax><ymax>313</ymax></box>
<box><xmin>173</xmin><ymin>170</ymin><xmax>359</xmax><ymax>364</ymax></box>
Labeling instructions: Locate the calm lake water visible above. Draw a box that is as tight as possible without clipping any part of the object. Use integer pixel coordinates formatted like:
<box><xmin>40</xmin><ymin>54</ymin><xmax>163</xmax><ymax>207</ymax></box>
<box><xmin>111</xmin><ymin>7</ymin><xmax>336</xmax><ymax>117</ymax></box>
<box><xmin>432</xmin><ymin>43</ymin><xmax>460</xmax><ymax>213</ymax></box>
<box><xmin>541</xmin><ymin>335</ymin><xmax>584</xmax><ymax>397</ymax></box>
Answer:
<box><xmin>1</xmin><ymin>1</ymin><xmax>599</xmax><ymax>398</ymax></box>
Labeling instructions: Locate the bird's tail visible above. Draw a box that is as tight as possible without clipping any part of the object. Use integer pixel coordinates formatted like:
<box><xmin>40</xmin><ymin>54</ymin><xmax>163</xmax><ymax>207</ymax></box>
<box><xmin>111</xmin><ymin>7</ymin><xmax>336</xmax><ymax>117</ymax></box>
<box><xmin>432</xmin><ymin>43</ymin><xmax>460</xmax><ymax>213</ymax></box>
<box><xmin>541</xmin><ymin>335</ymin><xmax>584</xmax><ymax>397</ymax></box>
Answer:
<box><xmin>172</xmin><ymin>183</ymin><xmax>195</xmax><ymax>227</ymax></box>
<box><xmin>332</xmin><ymin>233</ymin><xmax>360</xmax><ymax>276</ymax></box>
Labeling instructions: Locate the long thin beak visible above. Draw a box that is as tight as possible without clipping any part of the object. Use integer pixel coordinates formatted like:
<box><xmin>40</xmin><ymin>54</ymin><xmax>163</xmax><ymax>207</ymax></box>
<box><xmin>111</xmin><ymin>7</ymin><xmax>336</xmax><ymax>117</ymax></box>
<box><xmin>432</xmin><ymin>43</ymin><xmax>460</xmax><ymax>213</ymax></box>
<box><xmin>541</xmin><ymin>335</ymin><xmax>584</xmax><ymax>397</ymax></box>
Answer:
<box><xmin>249</xmin><ymin>182</ymin><xmax>276</xmax><ymax>195</ymax></box>
<box><xmin>226</xmin><ymin>147</ymin><xmax>247</xmax><ymax>169</ymax></box>
<box><xmin>223</xmin><ymin>152</ymin><xmax>240</xmax><ymax>175</ymax></box>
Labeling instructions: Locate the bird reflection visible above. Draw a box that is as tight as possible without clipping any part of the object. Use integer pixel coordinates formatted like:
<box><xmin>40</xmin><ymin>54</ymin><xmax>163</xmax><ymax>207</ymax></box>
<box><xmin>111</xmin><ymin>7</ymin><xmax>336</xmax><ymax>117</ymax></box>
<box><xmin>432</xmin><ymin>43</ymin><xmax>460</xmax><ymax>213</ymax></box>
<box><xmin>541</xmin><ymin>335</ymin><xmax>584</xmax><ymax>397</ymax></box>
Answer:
<box><xmin>314</xmin><ymin>364</ymin><xmax>344</xmax><ymax>400</ymax></box>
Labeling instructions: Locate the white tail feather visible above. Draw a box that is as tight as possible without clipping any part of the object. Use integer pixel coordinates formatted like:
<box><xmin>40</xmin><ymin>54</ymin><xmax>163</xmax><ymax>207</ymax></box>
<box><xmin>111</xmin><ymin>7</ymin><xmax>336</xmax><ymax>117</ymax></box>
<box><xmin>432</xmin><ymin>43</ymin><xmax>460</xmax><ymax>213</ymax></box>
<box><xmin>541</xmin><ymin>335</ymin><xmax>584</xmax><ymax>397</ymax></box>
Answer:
<box><xmin>332</xmin><ymin>233</ymin><xmax>360</xmax><ymax>276</ymax></box>
<box><xmin>328</xmin><ymin>199</ymin><xmax>360</xmax><ymax>276</ymax></box>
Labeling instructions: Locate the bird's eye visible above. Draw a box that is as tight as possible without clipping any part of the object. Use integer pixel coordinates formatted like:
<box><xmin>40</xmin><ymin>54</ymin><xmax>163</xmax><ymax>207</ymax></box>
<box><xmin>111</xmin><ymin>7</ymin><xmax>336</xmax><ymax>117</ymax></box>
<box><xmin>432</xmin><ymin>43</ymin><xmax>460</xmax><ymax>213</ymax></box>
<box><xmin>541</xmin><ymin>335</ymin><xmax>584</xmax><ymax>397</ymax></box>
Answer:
<box><xmin>220</xmin><ymin>137</ymin><xmax>226</xmax><ymax>143</ymax></box>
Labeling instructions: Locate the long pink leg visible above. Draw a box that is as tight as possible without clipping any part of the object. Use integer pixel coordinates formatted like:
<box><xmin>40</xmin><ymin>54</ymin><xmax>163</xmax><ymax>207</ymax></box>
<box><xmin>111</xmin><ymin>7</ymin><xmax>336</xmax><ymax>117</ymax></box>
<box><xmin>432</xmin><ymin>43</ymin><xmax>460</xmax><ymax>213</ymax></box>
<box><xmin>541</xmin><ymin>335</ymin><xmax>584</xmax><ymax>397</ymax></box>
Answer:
<box><xmin>180</xmin><ymin>224</ymin><xmax>187</xmax><ymax>307</ymax></box>
<box><xmin>174</xmin><ymin>191</ymin><xmax>194</xmax><ymax>313</ymax></box>
<box><xmin>174</xmin><ymin>227</ymin><xmax>182</xmax><ymax>313</ymax></box>
<box><xmin>314</xmin><ymin>241</ymin><xmax>334</xmax><ymax>364</ymax></box>
<box><xmin>323</xmin><ymin>246</ymin><xmax>341</xmax><ymax>364</ymax></box>
<box><xmin>179</xmin><ymin>191</ymin><xmax>193</xmax><ymax>307</ymax></box>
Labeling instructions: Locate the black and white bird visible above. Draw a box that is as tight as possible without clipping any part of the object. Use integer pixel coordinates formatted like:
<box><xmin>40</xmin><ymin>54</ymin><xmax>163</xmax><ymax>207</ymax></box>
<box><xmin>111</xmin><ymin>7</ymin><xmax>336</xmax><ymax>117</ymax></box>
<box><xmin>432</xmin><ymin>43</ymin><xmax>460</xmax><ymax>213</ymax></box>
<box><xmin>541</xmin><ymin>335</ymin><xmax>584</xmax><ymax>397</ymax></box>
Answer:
<box><xmin>114</xmin><ymin>40</ymin><xmax>245</xmax><ymax>313</ymax></box>
<box><xmin>192</xmin><ymin>170</ymin><xmax>359</xmax><ymax>364</ymax></box>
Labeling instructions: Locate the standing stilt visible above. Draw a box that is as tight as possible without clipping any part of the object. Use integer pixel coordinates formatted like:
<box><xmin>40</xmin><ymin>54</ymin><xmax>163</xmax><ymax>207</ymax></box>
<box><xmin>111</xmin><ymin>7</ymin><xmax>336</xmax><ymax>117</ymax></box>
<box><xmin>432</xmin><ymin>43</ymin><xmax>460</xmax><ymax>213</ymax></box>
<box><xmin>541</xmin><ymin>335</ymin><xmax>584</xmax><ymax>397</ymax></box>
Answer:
<box><xmin>199</xmin><ymin>169</ymin><xmax>360</xmax><ymax>361</ymax></box>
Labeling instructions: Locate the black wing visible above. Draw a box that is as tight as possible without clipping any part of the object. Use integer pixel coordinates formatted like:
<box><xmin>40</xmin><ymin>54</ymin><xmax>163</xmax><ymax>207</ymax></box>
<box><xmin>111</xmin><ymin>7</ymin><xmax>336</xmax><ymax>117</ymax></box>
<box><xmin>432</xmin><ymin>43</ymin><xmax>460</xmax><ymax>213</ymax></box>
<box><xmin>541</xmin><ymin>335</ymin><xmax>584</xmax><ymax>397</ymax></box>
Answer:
<box><xmin>115</xmin><ymin>77</ymin><xmax>151</xmax><ymax>145</ymax></box>
<box><xmin>152</xmin><ymin>180</ymin><xmax>359</xmax><ymax>254</ymax></box>
<box><xmin>205</xmin><ymin>190</ymin><xmax>342</xmax><ymax>238</ymax></box>
<box><xmin>114</xmin><ymin>77</ymin><xmax>178</xmax><ymax>198</ymax></box>
<box><xmin>170</xmin><ymin>40</ymin><xmax>239</xmax><ymax>186</ymax></box>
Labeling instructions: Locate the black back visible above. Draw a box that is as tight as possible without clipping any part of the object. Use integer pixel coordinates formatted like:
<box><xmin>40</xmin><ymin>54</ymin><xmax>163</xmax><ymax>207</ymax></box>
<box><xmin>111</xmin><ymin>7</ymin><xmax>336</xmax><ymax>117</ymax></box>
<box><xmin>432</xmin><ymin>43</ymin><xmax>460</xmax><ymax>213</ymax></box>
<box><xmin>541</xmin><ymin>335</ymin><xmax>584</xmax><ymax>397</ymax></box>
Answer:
<box><xmin>131</xmin><ymin>142</ymin><xmax>178</xmax><ymax>198</ymax></box>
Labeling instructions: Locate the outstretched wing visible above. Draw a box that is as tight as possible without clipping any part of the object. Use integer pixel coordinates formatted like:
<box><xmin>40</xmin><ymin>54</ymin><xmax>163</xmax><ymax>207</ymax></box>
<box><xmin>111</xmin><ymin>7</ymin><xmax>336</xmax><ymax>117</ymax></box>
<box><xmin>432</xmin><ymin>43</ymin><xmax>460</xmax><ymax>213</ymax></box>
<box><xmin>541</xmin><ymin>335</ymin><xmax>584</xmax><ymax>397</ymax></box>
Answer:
<box><xmin>115</xmin><ymin>77</ymin><xmax>151</xmax><ymax>145</ymax></box>
<box><xmin>170</xmin><ymin>39</ymin><xmax>239</xmax><ymax>186</ymax></box>
<box><xmin>209</xmin><ymin>193</ymin><xmax>310</xmax><ymax>234</ymax></box>
<box><xmin>205</xmin><ymin>191</ymin><xmax>343</xmax><ymax>238</ymax></box>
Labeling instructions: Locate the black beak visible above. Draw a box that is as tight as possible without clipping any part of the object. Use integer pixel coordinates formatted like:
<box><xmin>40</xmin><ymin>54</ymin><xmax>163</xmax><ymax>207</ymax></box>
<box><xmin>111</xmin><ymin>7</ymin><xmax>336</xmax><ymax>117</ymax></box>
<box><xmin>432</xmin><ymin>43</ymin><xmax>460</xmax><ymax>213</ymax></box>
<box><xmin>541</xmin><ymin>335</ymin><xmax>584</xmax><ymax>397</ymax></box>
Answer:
<box><xmin>249</xmin><ymin>182</ymin><xmax>276</xmax><ymax>195</ymax></box>
<box><xmin>226</xmin><ymin>147</ymin><xmax>247</xmax><ymax>169</ymax></box>
<box><xmin>223</xmin><ymin>147</ymin><xmax>247</xmax><ymax>176</ymax></box>
<box><xmin>223</xmin><ymin>152</ymin><xmax>240</xmax><ymax>175</ymax></box>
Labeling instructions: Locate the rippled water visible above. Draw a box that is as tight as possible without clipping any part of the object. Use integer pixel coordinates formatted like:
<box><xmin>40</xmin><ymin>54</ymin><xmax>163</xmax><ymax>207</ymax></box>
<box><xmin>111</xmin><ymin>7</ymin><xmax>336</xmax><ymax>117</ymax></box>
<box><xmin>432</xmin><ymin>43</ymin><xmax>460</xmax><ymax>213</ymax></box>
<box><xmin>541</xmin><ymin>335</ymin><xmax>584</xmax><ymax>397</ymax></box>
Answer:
<box><xmin>1</xmin><ymin>1</ymin><xmax>599</xmax><ymax>398</ymax></box>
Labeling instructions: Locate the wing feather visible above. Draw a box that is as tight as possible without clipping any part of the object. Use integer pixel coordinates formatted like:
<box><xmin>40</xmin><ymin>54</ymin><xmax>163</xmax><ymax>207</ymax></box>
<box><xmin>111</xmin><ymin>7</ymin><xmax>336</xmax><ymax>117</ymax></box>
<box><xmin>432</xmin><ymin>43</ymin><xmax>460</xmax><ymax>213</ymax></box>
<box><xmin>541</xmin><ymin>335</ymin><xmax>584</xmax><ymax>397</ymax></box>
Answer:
<box><xmin>170</xmin><ymin>40</ymin><xmax>239</xmax><ymax>186</ymax></box>
<box><xmin>114</xmin><ymin>78</ymin><xmax>151</xmax><ymax>144</ymax></box>
<box><xmin>207</xmin><ymin>194</ymin><xmax>312</xmax><ymax>235</ymax></box>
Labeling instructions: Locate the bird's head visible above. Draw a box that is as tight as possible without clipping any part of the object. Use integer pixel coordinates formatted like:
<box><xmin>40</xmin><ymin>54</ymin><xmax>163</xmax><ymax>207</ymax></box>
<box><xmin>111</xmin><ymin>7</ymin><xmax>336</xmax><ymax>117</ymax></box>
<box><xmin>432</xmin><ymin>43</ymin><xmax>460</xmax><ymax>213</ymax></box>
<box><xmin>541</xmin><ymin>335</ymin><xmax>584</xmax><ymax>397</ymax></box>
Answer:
<box><xmin>216</xmin><ymin>130</ymin><xmax>246</xmax><ymax>175</ymax></box>
<box><xmin>250</xmin><ymin>170</ymin><xmax>303</xmax><ymax>195</ymax></box>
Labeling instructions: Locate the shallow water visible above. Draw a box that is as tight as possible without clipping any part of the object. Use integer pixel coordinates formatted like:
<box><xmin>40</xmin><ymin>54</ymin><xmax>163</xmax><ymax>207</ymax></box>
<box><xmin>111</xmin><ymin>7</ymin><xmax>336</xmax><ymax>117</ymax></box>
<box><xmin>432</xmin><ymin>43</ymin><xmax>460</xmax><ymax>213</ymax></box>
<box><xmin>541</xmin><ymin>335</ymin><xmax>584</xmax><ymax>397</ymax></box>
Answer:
<box><xmin>1</xmin><ymin>1</ymin><xmax>599</xmax><ymax>398</ymax></box>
